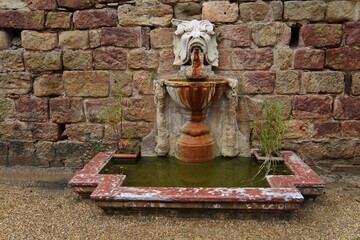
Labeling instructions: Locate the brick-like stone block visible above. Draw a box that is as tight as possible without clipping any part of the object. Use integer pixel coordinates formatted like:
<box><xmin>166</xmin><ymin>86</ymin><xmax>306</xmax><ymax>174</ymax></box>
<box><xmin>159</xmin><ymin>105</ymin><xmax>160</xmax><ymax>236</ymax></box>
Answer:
<box><xmin>8</xmin><ymin>140</ymin><xmax>36</xmax><ymax>165</ymax></box>
<box><xmin>275</xmin><ymin>70</ymin><xmax>301</xmax><ymax>95</ymax></box>
<box><xmin>174</xmin><ymin>2</ymin><xmax>201</xmax><ymax>20</ymax></box>
<box><xmin>342</xmin><ymin>121</ymin><xmax>360</xmax><ymax>137</ymax></box>
<box><xmin>275</xmin><ymin>47</ymin><xmax>293</xmax><ymax>70</ymax></box>
<box><xmin>352</xmin><ymin>73</ymin><xmax>360</xmax><ymax>96</ymax></box>
<box><xmin>202</xmin><ymin>1</ymin><xmax>238</xmax><ymax>23</ymax></box>
<box><xmin>27</xmin><ymin>0</ymin><xmax>57</xmax><ymax>10</ymax></box>
<box><xmin>270</xmin><ymin>1</ymin><xmax>283</xmax><ymax>21</ymax></box>
<box><xmin>285</xmin><ymin>120</ymin><xmax>308</xmax><ymax>139</ymax></box>
<box><xmin>110</xmin><ymin>71</ymin><xmax>133</xmax><ymax>97</ymax></box>
<box><xmin>303</xmin><ymin>72</ymin><xmax>344</xmax><ymax>94</ymax></box>
<box><xmin>300</xmin><ymin>24</ymin><xmax>342</xmax><ymax>48</ymax></box>
<box><xmin>63</xmin><ymin>50</ymin><xmax>92</xmax><ymax>70</ymax></box>
<box><xmin>216</xmin><ymin>24</ymin><xmax>251</xmax><ymax>48</ymax></box>
<box><xmin>0</xmin><ymin>120</ymin><xmax>32</xmax><ymax>140</ymax></box>
<box><xmin>334</xmin><ymin>96</ymin><xmax>360</xmax><ymax>120</ymax></box>
<box><xmin>21</xmin><ymin>30</ymin><xmax>57</xmax><ymax>51</ymax></box>
<box><xmin>293</xmin><ymin>95</ymin><xmax>332</xmax><ymax>119</ymax></box>
<box><xmin>218</xmin><ymin>48</ymin><xmax>273</xmax><ymax>70</ymax></box>
<box><xmin>73</xmin><ymin>8</ymin><xmax>117</xmax><ymax>29</ymax></box>
<box><xmin>325</xmin><ymin>1</ymin><xmax>357</xmax><ymax>22</ymax></box>
<box><xmin>0</xmin><ymin>0</ymin><xmax>27</xmax><ymax>9</ymax></box>
<box><xmin>100</xmin><ymin>27</ymin><xmax>149</xmax><ymax>48</ymax></box>
<box><xmin>313</xmin><ymin>121</ymin><xmax>340</xmax><ymax>138</ymax></box>
<box><xmin>24</xmin><ymin>51</ymin><xmax>62</xmax><ymax>72</ymax></box>
<box><xmin>59</xmin><ymin>31</ymin><xmax>89</xmax><ymax>50</ymax></box>
<box><xmin>0</xmin><ymin>30</ymin><xmax>11</xmax><ymax>50</ymax></box>
<box><xmin>93</xmin><ymin>47</ymin><xmax>127</xmax><ymax>70</ymax></box>
<box><xmin>267</xmin><ymin>95</ymin><xmax>293</xmax><ymax>116</ymax></box>
<box><xmin>124</xmin><ymin>96</ymin><xmax>156</xmax><ymax>122</ymax></box>
<box><xmin>118</xmin><ymin>2</ymin><xmax>173</xmax><ymax>27</ymax></box>
<box><xmin>46</xmin><ymin>12</ymin><xmax>71</xmax><ymax>29</ymax></box>
<box><xmin>0</xmin><ymin>10</ymin><xmax>45</xmax><ymax>30</ymax></box>
<box><xmin>150</xmin><ymin>28</ymin><xmax>174</xmax><ymax>49</ymax></box>
<box><xmin>0</xmin><ymin>50</ymin><xmax>24</xmax><ymax>72</ymax></box>
<box><xmin>55</xmin><ymin>141</ymin><xmax>87</xmax><ymax>168</ymax></box>
<box><xmin>57</xmin><ymin>0</ymin><xmax>95</xmax><ymax>9</ymax></box>
<box><xmin>66</xmin><ymin>123</ymin><xmax>104</xmax><ymax>141</ymax></box>
<box><xmin>160</xmin><ymin>0</ymin><xmax>201</xmax><ymax>3</ymax></box>
<box><xmin>134</xmin><ymin>70</ymin><xmax>154</xmax><ymax>95</ymax></box>
<box><xmin>128</xmin><ymin>49</ymin><xmax>159</xmax><ymax>69</ymax></box>
<box><xmin>237</xmin><ymin>95</ymin><xmax>263</xmax><ymax>121</ymax></box>
<box><xmin>240</xmin><ymin>71</ymin><xmax>275</xmax><ymax>94</ymax></box>
<box><xmin>0</xmin><ymin>72</ymin><xmax>32</xmax><ymax>95</ymax></box>
<box><xmin>284</xmin><ymin>1</ymin><xmax>326</xmax><ymax>22</ymax></box>
<box><xmin>239</xmin><ymin>1</ymin><xmax>270</xmax><ymax>22</ymax></box>
<box><xmin>34</xmin><ymin>141</ymin><xmax>55</xmax><ymax>167</ymax></box>
<box><xmin>28</xmin><ymin>122</ymin><xmax>60</xmax><ymax>141</ymax></box>
<box><xmin>294</xmin><ymin>49</ymin><xmax>324</xmax><ymax>70</ymax></box>
<box><xmin>84</xmin><ymin>99</ymin><xmax>105</xmax><ymax>123</ymax></box>
<box><xmin>15</xmin><ymin>97</ymin><xmax>48</xmax><ymax>122</ymax></box>
<box><xmin>0</xmin><ymin>141</ymin><xmax>8</xmax><ymax>165</ymax></box>
<box><xmin>252</xmin><ymin>22</ymin><xmax>290</xmax><ymax>47</ymax></box>
<box><xmin>345</xmin><ymin>22</ymin><xmax>360</xmax><ymax>46</ymax></box>
<box><xmin>34</xmin><ymin>74</ymin><xmax>63</xmax><ymax>97</ymax></box>
<box><xmin>63</xmin><ymin>71</ymin><xmax>109</xmax><ymax>97</ymax></box>
<box><xmin>326</xmin><ymin>47</ymin><xmax>360</xmax><ymax>70</ymax></box>
<box><xmin>158</xmin><ymin>48</ymin><xmax>179</xmax><ymax>75</ymax></box>
<box><xmin>0</xmin><ymin>98</ymin><xmax>15</xmax><ymax>121</ymax></box>
<box><xmin>50</xmin><ymin>98</ymin><xmax>84</xmax><ymax>123</ymax></box>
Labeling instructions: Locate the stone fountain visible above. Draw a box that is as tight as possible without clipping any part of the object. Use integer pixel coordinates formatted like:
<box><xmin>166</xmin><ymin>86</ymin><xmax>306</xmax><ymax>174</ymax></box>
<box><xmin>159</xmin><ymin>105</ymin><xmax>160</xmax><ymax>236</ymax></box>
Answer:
<box><xmin>143</xmin><ymin>19</ymin><xmax>250</xmax><ymax>162</ymax></box>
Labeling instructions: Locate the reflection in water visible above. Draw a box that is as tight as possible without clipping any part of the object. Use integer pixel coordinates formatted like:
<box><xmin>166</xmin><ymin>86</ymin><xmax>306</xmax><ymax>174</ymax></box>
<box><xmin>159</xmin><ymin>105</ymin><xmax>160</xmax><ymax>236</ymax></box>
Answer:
<box><xmin>100</xmin><ymin>157</ymin><xmax>291</xmax><ymax>188</ymax></box>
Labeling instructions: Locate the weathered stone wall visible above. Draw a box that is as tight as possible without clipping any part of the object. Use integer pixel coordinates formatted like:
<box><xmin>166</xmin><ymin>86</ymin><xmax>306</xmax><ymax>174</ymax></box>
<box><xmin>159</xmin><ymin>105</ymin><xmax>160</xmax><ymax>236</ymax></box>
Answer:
<box><xmin>0</xmin><ymin>0</ymin><xmax>359</xmax><ymax>170</ymax></box>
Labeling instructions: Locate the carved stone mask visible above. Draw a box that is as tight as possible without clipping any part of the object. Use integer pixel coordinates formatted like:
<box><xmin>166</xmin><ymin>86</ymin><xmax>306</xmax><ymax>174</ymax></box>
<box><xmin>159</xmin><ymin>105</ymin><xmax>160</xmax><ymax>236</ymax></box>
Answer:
<box><xmin>172</xmin><ymin>19</ymin><xmax>219</xmax><ymax>67</ymax></box>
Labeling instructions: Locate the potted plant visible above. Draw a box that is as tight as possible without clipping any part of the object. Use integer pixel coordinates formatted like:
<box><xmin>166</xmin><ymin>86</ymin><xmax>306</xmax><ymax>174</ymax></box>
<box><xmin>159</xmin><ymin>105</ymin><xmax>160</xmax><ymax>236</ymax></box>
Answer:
<box><xmin>99</xmin><ymin>96</ymin><xmax>140</xmax><ymax>160</ymax></box>
<box><xmin>252</xmin><ymin>99</ymin><xmax>288</xmax><ymax>174</ymax></box>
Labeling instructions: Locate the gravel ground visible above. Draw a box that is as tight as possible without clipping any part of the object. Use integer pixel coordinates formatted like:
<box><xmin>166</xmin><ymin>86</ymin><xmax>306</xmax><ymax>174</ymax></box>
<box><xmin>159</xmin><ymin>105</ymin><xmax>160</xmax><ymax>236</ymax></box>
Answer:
<box><xmin>0</xmin><ymin>166</ymin><xmax>359</xmax><ymax>240</ymax></box>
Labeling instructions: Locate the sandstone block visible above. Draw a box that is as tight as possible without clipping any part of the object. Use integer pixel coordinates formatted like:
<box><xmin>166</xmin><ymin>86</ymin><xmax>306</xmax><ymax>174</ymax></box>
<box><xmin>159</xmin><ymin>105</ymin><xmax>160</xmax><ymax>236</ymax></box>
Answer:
<box><xmin>270</xmin><ymin>1</ymin><xmax>283</xmax><ymax>21</ymax></box>
<box><xmin>0</xmin><ymin>120</ymin><xmax>32</xmax><ymax>140</ymax></box>
<box><xmin>59</xmin><ymin>31</ymin><xmax>89</xmax><ymax>50</ymax></box>
<box><xmin>325</xmin><ymin>1</ymin><xmax>357</xmax><ymax>22</ymax></box>
<box><xmin>240</xmin><ymin>71</ymin><xmax>275</xmax><ymax>94</ymax></box>
<box><xmin>57</xmin><ymin>0</ymin><xmax>95</xmax><ymax>9</ymax></box>
<box><xmin>252</xmin><ymin>22</ymin><xmax>290</xmax><ymax>47</ymax></box>
<box><xmin>55</xmin><ymin>141</ymin><xmax>86</xmax><ymax>168</ymax></box>
<box><xmin>0</xmin><ymin>98</ymin><xmax>15</xmax><ymax>121</ymax></box>
<box><xmin>275</xmin><ymin>70</ymin><xmax>301</xmax><ymax>95</ymax></box>
<box><xmin>128</xmin><ymin>49</ymin><xmax>159</xmax><ymax>70</ymax></box>
<box><xmin>342</xmin><ymin>121</ymin><xmax>360</xmax><ymax>137</ymax></box>
<box><xmin>34</xmin><ymin>141</ymin><xmax>55</xmax><ymax>167</ymax></box>
<box><xmin>33</xmin><ymin>74</ymin><xmax>63</xmax><ymax>97</ymax></box>
<box><xmin>284</xmin><ymin>1</ymin><xmax>326</xmax><ymax>22</ymax></box>
<box><xmin>326</xmin><ymin>47</ymin><xmax>360</xmax><ymax>70</ymax></box>
<box><xmin>0</xmin><ymin>0</ymin><xmax>27</xmax><ymax>9</ymax></box>
<box><xmin>84</xmin><ymin>99</ymin><xmax>106</xmax><ymax>123</ymax></box>
<box><xmin>293</xmin><ymin>95</ymin><xmax>332</xmax><ymax>119</ymax></box>
<box><xmin>239</xmin><ymin>1</ymin><xmax>269</xmax><ymax>22</ymax></box>
<box><xmin>73</xmin><ymin>8</ymin><xmax>117</xmax><ymax>29</ymax></box>
<box><xmin>63</xmin><ymin>50</ymin><xmax>92</xmax><ymax>70</ymax></box>
<box><xmin>150</xmin><ymin>28</ymin><xmax>174</xmax><ymax>49</ymax></box>
<box><xmin>174</xmin><ymin>2</ymin><xmax>201</xmax><ymax>20</ymax></box>
<box><xmin>0</xmin><ymin>10</ymin><xmax>45</xmax><ymax>30</ymax></box>
<box><xmin>118</xmin><ymin>2</ymin><xmax>173</xmax><ymax>27</ymax></box>
<box><xmin>160</xmin><ymin>0</ymin><xmax>201</xmax><ymax>3</ymax></box>
<box><xmin>334</xmin><ymin>96</ymin><xmax>360</xmax><ymax>120</ymax></box>
<box><xmin>294</xmin><ymin>49</ymin><xmax>324</xmax><ymax>70</ymax></box>
<box><xmin>100</xmin><ymin>27</ymin><xmax>149</xmax><ymax>48</ymax></box>
<box><xmin>266</xmin><ymin>95</ymin><xmax>293</xmax><ymax>116</ymax></box>
<box><xmin>124</xmin><ymin>96</ymin><xmax>155</xmax><ymax>122</ymax></box>
<box><xmin>134</xmin><ymin>70</ymin><xmax>154</xmax><ymax>95</ymax></box>
<box><xmin>158</xmin><ymin>48</ymin><xmax>179</xmax><ymax>76</ymax></box>
<box><xmin>352</xmin><ymin>73</ymin><xmax>360</xmax><ymax>95</ymax></box>
<box><xmin>0</xmin><ymin>141</ymin><xmax>8</xmax><ymax>165</ymax></box>
<box><xmin>24</xmin><ymin>51</ymin><xmax>62</xmax><ymax>72</ymax></box>
<box><xmin>50</xmin><ymin>98</ymin><xmax>84</xmax><ymax>123</ymax></box>
<box><xmin>21</xmin><ymin>30</ymin><xmax>57</xmax><ymax>51</ymax></box>
<box><xmin>300</xmin><ymin>24</ymin><xmax>342</xmax><ymax>48</ymax></box>
<box><xmin>285</xmin><ymin>120</ymin><xmax>308</xmax><ymax>139</ymax></box>
<box><xmin>313</xmin><ymin>121</ymin><xmax>340</xmax><ymax>138</ymax></box>
<box><xmin>15</xmin><ymin>97</ymin><xmax>48</xmax><ymax>122</ymax></box>
<box><xmin>8</xmin><ymin>140</ymin><xmax>36</xmax><ymax>165</ymax></box>
<box><xmin>66</xmin><ymin>123</ymin><xmax>103</xmax><ymax>141</ymax></box>
<box><xmin>46</xmin><ymin>12</ymin><xmax>71</xmax><ymax>29</ymax></box>
<box><xmin>93</xmin><ymin>47</ymin><xmax>127</xmax><ymax>70</ymax></box>
<box><xmin>237</xmin><ymin>95</ymin><xmax>263</xmax><ymax>121</ymax></box>
<box><xmin>28</xmin><ymin>122</ymin><xmax>60</xmax><ymax>141</ymax></box>
<box><xmin>0</xmin><ymin>30</ymin><xmax>11</xmax><ymax>50</ymax></box>
<box><xmin>202</xmin><ymin>1</ymin><xmax>239</xmax><ymax>23</ymax></box>
<box><xmin>0</xmin><ymin>72</ymin><xmax>32</xmax><ymax>95</ymax></box>
<box><xmin>26</xmin><ymin>0</ymin><xmax>57</xmax><ymax>10</ymax></box>
<box><xmin>303</xmin><ymin>72</ymin><xmax>344</xmax><ymax>94</ymax></box>
<box><xmin>345</xmin><ymin>22</ymin><xmax>360</xmax><ymax>46</ymax></box>
<box><xmin>216</xmin><ymin>24</ymin><xmax>251</xmax><ymax>48</ymax></box>
<box><xmin>110</xmin><ymin>71</ymin><xmax>133</xmax><ymax>97</ymax></box>
<box><xmin>274</xmin><ymin>47</ymin><xmax>293</xmax><ymax>70</ymax></box>
<box><xmin>63</xmin><ymin>71</ymin><xmax>109</xmax><ymax>97</ymax></box>
<box><xmin>0</xmin><ymin>50</ymin><xmax>25</xmax><ymax>72</ymax></box>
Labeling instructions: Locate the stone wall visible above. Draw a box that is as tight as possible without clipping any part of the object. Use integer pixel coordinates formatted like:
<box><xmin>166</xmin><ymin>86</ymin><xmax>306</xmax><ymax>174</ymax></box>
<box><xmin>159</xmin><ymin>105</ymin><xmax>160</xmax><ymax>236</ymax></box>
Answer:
<box><xmin>0</xmin><ymin>0</ymin><xmax>359</xmax><ymax>170</ymax></box>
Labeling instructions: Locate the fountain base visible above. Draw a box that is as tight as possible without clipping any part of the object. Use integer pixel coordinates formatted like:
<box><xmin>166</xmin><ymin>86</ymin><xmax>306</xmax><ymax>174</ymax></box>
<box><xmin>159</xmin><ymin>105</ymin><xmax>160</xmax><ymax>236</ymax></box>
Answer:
<box><xmin>177</xmin><ymin>134</ymin><xmax>214</xmax><ymax>162</ymax></box>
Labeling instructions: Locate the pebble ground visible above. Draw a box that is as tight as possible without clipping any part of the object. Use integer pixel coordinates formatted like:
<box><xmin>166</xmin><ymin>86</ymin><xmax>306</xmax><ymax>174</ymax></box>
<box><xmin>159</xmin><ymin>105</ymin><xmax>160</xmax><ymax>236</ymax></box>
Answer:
<box><xmin>0</xmin><ymin>166</ymin><xmax>359</xmax><ymax>240</ymax></box>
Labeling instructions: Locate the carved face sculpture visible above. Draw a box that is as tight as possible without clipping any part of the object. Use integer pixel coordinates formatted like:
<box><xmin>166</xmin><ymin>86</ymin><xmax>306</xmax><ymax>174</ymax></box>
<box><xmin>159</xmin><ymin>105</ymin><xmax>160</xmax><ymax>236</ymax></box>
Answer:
<box><xmin>172</xmin><ymin>19</ymin><xmax>219</xmax><ymax>67</ymax></box>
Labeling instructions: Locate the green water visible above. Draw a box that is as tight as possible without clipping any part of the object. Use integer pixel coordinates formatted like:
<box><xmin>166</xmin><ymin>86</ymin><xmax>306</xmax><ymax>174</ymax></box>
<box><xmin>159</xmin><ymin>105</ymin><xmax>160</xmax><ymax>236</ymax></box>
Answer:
<box><xmin>100</xmin><ymin>157</ymin><xmax>292</xmax><ymax>188</ymax></box>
